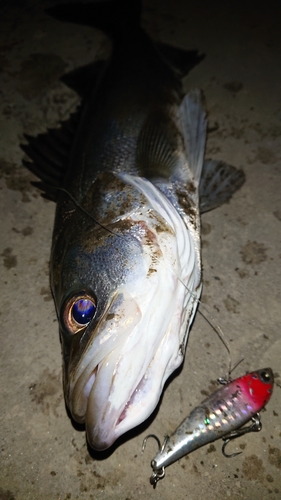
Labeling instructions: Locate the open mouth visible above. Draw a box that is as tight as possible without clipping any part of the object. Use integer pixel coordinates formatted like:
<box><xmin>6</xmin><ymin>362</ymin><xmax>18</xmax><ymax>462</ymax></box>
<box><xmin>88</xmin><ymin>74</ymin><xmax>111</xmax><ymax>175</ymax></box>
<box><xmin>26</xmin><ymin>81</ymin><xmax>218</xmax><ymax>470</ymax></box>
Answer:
<box><xmin>116</xmin><ymin>372</ymin><xmax>148</xmax><ymax>427</ymax></box>
<box><xmin>66</xmin><ymin>339</ymin><xmax>160</xmax><ymax>450</ymax></box>
<box><xmin>69</xmin><ymin>305</ymin><xmax>184</xmax><ymax>450</ymax></box>
<box><xmin>85</xmin><ymin>369</ymin><xmax>153</xmax><ymax>450</ymax></box>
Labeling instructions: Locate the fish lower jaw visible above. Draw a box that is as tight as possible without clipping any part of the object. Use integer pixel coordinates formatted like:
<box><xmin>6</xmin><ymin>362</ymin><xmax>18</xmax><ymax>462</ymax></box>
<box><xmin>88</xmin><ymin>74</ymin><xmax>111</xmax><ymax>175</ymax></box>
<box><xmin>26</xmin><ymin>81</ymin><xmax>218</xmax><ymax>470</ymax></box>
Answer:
<box><xmin>116</xmin><ymin>372</ymin><xmax>149</xmax><ymax>427</ymax></box>
<box><xmin>85</xmin><ymin>373</ymin><xmax>156</xmax><ymax>451</ymax></box>
<box><xmin>69</xmin><ymin>365</ymin><xmax>99</xmax><ymax>424</ymax></box>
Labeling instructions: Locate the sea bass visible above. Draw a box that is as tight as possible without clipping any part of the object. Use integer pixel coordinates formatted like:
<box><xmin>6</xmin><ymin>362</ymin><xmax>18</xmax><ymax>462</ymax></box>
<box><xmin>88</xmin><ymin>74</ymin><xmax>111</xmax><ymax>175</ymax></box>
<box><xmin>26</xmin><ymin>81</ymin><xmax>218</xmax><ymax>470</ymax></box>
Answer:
<box><xmin>22</xmin><ymin>0</ymin><xmax>245</xmax><ymax>450</ymax></box>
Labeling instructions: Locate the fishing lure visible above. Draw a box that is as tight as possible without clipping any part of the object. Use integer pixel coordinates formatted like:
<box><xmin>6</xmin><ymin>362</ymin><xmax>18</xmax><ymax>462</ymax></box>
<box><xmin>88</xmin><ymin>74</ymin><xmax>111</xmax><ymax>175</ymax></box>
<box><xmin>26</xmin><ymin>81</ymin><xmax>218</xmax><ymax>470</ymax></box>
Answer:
<box><xmin>143</xmin><ymin>368</ymin><xmax>274</xmax><ymax>487</ymax></box>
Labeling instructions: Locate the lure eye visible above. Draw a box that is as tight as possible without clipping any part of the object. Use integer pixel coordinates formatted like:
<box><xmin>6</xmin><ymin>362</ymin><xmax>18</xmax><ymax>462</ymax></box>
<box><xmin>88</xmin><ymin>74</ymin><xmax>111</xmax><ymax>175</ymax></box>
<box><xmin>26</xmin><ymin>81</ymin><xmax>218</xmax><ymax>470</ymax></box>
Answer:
<box><xmin>63</xmin><ymin>293</ymin><xmax>97</xmax><ymax>334</ymax></box>
<box><xmin>259</xmin><ymin>370</ymin><xmax>271</xmax><ymax>384</ymax></box>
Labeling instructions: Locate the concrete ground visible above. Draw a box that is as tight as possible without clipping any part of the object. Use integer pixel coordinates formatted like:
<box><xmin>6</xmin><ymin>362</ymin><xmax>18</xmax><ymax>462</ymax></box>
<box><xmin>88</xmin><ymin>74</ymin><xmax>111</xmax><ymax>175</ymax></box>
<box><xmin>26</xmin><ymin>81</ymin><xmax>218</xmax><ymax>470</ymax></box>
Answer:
<box><xmin>1</xmin><ymin>0</ymin><xmax>281</xmax><ymax>499</ymax></box>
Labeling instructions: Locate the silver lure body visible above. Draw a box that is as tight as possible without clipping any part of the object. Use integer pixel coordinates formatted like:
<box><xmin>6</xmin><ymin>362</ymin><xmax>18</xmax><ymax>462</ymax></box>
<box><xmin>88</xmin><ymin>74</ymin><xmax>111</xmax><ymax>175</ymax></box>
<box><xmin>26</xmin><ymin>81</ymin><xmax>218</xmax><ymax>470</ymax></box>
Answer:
<box><xmin>150</xmin><ymin>368</ymin><xmax>274</xmax><ymax>474</ymax></box>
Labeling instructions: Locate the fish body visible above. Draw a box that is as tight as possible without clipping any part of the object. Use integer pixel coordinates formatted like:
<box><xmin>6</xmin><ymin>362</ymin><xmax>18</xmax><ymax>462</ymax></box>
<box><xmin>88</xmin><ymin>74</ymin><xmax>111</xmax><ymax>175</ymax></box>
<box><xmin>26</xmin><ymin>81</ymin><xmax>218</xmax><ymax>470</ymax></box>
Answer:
<box><xmin>149</xmin><ymin>368</ymin><xmax>274</xmax><ymax>481</ymax></box>
<box><xmin>22</xmin><ymin>0</ymin><xmax>245</xmax><ymax>451</ymax></box>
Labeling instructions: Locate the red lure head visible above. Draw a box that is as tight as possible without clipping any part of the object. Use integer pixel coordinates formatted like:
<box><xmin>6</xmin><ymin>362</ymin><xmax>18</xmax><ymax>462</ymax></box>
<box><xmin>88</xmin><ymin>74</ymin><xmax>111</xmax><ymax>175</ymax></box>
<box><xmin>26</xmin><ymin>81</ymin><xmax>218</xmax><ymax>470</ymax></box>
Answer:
<box><xmin>238</xmin><ymin>368</ymin><xmax>274</xmax><ymax>413</ymax></box>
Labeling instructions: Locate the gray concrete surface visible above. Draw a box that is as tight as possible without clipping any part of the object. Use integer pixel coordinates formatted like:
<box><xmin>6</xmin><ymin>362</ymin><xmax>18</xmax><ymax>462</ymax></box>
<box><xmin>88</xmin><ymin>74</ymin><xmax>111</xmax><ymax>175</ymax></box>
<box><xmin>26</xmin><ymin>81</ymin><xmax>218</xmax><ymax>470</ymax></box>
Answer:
<box><xmin>1</xmin><ymin>0</ymin><xmax>281</xmax><ymax>498</ymax></box>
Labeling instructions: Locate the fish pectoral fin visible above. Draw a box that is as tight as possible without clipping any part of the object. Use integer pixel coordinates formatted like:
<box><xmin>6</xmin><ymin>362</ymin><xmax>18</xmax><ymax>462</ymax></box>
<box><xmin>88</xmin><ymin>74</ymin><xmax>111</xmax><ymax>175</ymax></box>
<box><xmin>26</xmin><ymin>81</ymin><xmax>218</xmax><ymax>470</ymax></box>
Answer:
<box><xmin>199</xmin><ymin>159</ymin><xmax>245</xmax><ymax>213</ymax></box>
<box><xmin>136</xmin><ymin>90</ymin><xmax>207</xmax><ymax>183</ymax></box>
<box><xmin>156</xmin><ymin>43</ymin><xmax>205</xmax><ymax>78</ymax></box>
<box><xmin>21</xmin><ymin>105</ymin><xmax>81</xmax><ymax>200</ymax></box>
<box><xmin>136</xmin><ymin>110</ymin><xmax>182</xmax><ymax>180</ymax></box>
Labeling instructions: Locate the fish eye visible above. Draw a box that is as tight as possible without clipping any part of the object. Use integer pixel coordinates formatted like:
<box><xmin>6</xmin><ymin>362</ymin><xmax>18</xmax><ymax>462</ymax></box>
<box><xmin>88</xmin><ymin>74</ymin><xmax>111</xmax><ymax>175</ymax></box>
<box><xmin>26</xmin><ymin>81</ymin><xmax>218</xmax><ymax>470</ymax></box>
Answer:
<box><xmin>72</xmin><ymin>298</ymin><xmax>96</xmax><ymax>324</ymax></box>
<box><xmin>63</xmin><ymin>293</ymin><xmax>97</xmax><ymax>334</ymax></box>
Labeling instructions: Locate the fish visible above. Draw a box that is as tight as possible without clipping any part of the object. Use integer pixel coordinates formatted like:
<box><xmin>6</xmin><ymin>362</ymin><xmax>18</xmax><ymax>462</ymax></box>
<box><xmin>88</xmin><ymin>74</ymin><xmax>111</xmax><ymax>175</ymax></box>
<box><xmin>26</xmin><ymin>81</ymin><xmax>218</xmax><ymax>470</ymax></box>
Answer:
<box><xmin>21</xmin><ymin>0</ymin><xmax>245</xmax><ymax>451</ymax></box>
<box><xmin>144</xmin><ymin>368</ymin><xmax>274</xmax><ymax>487</ymax></box>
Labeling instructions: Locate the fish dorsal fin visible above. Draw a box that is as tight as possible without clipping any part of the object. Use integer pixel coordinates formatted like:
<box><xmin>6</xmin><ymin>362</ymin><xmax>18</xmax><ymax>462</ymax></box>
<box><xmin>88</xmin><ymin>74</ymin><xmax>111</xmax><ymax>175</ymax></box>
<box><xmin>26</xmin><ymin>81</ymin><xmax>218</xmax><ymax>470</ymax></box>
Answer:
<box><xmin>199</xmin><ymin>159</ymin><xmax>245</xmax><ymax>213</ymax></box>
<box><xmin>157</xmin><ymin>44</ymin><xmax>205</xmax><ymax>78</ymax></box>
<box><xmin>21</xmin><ymin>105</ymin><xmax>81</xmax><ymax>200</ymax></box>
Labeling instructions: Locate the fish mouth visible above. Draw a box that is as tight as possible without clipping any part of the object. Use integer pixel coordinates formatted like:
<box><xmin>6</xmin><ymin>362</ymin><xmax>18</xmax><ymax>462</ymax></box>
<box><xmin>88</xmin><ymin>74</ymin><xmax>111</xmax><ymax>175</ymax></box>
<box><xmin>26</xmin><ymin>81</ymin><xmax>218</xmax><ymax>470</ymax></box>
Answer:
<box><xmin>78</xmin><ymin>337</ymin><xmax>178</xmax><ymax>451</ymax></box>
<box><xmin>86</xmin><ymin>363</ymin><xmax>159</xmax><ymax>451</ymax></box>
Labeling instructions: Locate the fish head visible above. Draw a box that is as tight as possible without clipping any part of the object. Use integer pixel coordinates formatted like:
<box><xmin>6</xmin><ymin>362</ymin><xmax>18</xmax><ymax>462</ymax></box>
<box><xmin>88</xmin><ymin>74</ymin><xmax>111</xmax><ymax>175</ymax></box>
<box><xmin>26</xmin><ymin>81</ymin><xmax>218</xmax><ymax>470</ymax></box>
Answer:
<box><xmin>51</xmin><ymin>172</ymin><xmax>200</xmax><ymax>450</ymax></box>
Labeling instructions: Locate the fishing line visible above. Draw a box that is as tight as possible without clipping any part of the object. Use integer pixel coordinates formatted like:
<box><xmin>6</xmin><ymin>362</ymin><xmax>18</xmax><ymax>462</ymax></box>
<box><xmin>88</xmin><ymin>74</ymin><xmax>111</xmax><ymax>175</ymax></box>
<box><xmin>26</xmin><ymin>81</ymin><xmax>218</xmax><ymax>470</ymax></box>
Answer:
<box><xmin>55</xmin><ymin>185</ymin><xmax>234</xmax><ymax>378</ymax></box>
<box><xmin>58</xmin><ymin>186</ymin><xmax>124</xmax><ymax>239</ymax></box>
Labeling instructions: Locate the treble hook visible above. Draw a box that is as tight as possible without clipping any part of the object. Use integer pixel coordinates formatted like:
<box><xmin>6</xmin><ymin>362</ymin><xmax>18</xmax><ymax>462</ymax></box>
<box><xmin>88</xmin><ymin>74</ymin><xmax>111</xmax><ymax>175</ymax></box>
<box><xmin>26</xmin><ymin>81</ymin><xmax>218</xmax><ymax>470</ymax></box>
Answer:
<box><xmin>142</xmin><ymin>434</ymin><xmax>161</xmax><ymax>453</ymax></box>
<box><xmin>222</xmin><ymin>413</ymin><xmax>262</xmax><ymax>458</ymax></box>
<box><xmin>142</xmin><ymin>434</ymin><xmax>167</xmax><ymax>488</ymax></box>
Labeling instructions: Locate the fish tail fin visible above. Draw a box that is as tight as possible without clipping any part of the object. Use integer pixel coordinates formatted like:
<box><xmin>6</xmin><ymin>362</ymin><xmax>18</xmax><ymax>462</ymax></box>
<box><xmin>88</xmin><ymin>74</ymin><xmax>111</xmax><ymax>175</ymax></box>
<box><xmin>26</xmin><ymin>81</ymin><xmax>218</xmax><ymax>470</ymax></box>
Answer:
<box><xmin>46</xmin><ymin>0</ymin><xmax>142</xmax><ymax>39</ymax></box>
<box><xmin>178</xmin><ymin>89</ymin><xmax>207</xmax><ymax>184</ymax></box>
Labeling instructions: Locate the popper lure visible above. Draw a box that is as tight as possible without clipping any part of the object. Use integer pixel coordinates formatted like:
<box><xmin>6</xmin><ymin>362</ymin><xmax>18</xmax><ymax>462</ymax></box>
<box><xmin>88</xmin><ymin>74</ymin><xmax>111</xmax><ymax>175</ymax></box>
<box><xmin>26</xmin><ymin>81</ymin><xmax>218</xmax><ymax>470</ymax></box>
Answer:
<box><xmin>143</xmin><ymin>368</ymin><xmax>274</xmax><ymax>487</ymax></box>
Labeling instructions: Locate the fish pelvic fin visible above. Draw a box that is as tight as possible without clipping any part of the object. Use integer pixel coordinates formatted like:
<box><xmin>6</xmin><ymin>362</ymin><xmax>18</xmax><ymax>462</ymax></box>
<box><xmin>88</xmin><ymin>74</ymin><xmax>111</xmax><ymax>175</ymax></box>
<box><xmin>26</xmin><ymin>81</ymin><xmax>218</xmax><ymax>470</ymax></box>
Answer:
<box><xmin>199</xmin><ymin>159</ymin><xmax>245</xmax><ymax>213</ymax></box>
<box><xmin>178</xmin><ymin>90</ymin><xmax>245</xmax><ymax>211</ymax></box>
<box><xmin>178</xmin><ymin>89</ymin><xmax>207</xmax><ymax>184</ymax></box>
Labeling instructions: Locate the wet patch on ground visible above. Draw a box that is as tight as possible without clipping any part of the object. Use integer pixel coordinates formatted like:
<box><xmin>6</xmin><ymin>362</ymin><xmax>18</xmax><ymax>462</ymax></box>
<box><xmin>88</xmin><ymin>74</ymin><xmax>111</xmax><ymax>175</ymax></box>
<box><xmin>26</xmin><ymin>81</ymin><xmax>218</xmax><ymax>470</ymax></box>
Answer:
<box><xmin>29</xmin><ymin>368</ymin><xmax>63</xmax><ymax>417</ymax></box>
<box><xmin>223</xmin><ymin>81</ymin><xmax>244</xmax><ymax>96</ymax></box>
<box><xmin>242</xmin><ymin>454</ymin><xmax>265</xmax><ymax>481</ymax></box>
<box><xmin>273</xmin><ymin>210</ymin><xmax>281</xmax><ymax>221</ymax></box>
<box><xmin>268</xmin><ymin>446</ymin><xmax>281</xmax><ymax>469</ymax></box>
<box><xmin>201</xmin><ymin>221</ymin><xmax>212</xmax><ymax>235</ymax></box>
<box><xmin>255</xmin><ymin>146</ymin><xmax>279</xmax><ymax>165</ymax></box>
<box><xmin>240</xmin><ymin>240</ymin><xmax>268</xmax><ymax>265</ymax></box>
<box><xmin>13</xmin><ymin>53</ymin><xmax>67</xmax><ymax>100</ymax></box>
<box><xmin>12</xmin><ymin>226</ymin><xmax>34</xmax><ymax>236</ymax></box>
<box><xmin>223</xmin><ymin>294</ymin><xmax>240</xmax><ymax>313</ymax></box>
<box><xmin>200</xmin><ymin>379</ymin><xmax>219</xmax><ymax>397</ymax></box>
<box><xmin>40</xmin><ymin>286</ymin><xmax>52</xmax><ymax>302</ymax></box>
<box><xmin>1</xmin><ymin>247</ymin><xmax>17</xmax><ymax>269</ymax></box>
<box><xmin>0</xmin><ymin>489</ymin><xmax>16</xmax><ymax>500</ymax></box>
<box><xmin>234</xmin><ymin>267</ymin><xmax>250</xmax><ymax>279</ymax></box>
<box><xmin>0</xmin><ymin>157</ymin><xmax>37</xmax><ymax>202</ymax></box>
